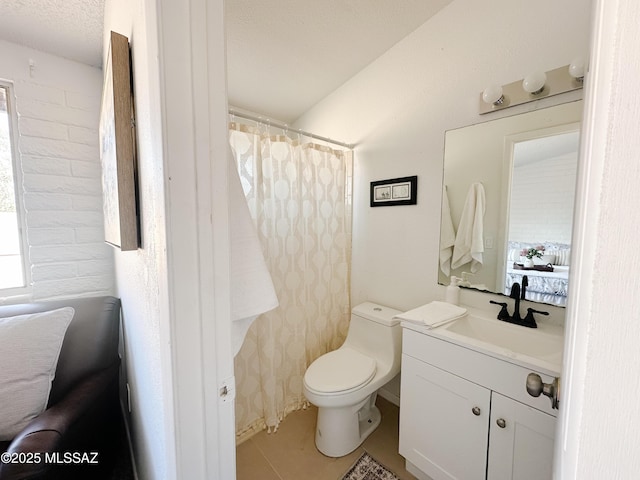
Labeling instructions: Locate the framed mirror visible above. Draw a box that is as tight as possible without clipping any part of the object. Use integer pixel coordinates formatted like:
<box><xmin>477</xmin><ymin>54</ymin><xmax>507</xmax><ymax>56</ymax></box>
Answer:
<box><xmin>438</xmin><ymin>100</ymin><xmax>583</xmax><ymax>307</ymax></box>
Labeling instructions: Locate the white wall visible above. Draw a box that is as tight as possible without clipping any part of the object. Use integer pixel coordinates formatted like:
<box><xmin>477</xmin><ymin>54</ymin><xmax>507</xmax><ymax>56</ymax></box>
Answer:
<box><xmin>296</xmin><ymin>0</ymin><xmax>590</xmax><ymax>314</ymax></box>
<box><xmin>102</xmin><ymin>1</ymin><xmax>175</xmax><ymax>479</ymax></box>
<box><xmin>558</xmin><ymin>0</ymin><xmax>640</xmax><ymax>477</ymax></box>
<box><xmin>104</xmin><ymin>0</ymin><xmax>235</xmax><ymax>479</ymax></box>
<box><xmin>0</xmin><ymin>39</ymin><xmax>114</xmax><ymax>303</ymax></box>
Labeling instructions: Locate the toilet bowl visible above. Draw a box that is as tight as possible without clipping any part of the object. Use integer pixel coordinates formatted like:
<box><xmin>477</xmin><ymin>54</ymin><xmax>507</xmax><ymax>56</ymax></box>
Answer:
<box><xmin>303</xmin><ymin>302</ymin><xmax>403</xmax><ymax>457</ymax></box>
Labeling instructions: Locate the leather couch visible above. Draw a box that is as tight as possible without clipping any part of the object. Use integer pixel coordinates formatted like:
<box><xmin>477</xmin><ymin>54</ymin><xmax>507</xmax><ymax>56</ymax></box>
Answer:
<box><xmin>0</xmin><ymin>296</ymin><xmax>121</xmax><ymax>480</ymax></box>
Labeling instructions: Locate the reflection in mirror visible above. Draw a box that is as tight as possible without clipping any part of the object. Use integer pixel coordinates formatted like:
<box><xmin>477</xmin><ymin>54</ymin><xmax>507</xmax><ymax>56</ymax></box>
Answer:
<box><xmin>438</xmin><ymin>101</ymin><xmax>583</xmax><ymax>307</ymax></box>
<box><xmin>503</xmin><ymin>128</ymin><xmax>579</xmax><ymax>306</ymax></box>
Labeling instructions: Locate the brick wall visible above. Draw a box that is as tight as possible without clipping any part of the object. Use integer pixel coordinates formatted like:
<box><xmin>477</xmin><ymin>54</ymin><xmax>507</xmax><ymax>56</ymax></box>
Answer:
<box><xmin>1</xmin><ymin>39</ymin><xmax>114</xmax><ymax>301</ymax></box>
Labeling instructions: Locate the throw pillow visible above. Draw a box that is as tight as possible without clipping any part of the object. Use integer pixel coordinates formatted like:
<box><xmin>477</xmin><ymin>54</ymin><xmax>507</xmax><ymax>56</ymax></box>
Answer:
<box><xmin>0</xmin><ymin>307</ymin><xmax>74</xmax><ymax>441</ymax></box>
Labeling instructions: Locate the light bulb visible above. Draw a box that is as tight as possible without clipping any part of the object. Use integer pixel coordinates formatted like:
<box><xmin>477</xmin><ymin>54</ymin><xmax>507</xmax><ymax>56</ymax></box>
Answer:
<box><xmin>522</xmin><ymin>71</ymin><xmax>547</xmax><ymax>94</ymax></box>
<box><xmin>569</xmin><ymin>57</ymin><xmax>585</xmax><ymax>80</ymax></box>
<box><xmin>482</xmin><ymin>85</ymin><xmax>504</xmax><ymax>105</ymax></box>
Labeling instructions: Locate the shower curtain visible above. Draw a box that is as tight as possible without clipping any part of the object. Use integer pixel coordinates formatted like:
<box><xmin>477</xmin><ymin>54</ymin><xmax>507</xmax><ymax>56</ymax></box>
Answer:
<box><xmin>229</xmin><ymin>122</ymin><xmax>353</xmax><ymax>442</ymax></box>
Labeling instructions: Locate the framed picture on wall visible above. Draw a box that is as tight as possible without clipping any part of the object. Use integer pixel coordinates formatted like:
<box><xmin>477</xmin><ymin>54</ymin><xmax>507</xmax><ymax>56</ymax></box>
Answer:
<box><xmin>100</xmin><ymin>31</ymin><xmax>140</xmax><ymax>250</ymax></box>
<box><xmin>370</xmin><ymin>176</ymin><xmax>418</xmax><ymax>207</ymax></box>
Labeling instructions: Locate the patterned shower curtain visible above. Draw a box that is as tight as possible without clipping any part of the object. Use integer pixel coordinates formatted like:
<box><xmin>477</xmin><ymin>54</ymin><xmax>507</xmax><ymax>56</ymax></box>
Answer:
<box><xmin>229</xmin><ymin>122</ymin><xmax>353</xmax><ymax>442</ymax></box>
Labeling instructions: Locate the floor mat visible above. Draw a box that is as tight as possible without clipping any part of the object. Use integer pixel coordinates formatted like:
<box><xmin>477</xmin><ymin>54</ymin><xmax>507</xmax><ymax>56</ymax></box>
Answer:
<box><xmin>341</xmin><ymin>452</ymin><xmax>400</xmax><ymax>480</ymax></box>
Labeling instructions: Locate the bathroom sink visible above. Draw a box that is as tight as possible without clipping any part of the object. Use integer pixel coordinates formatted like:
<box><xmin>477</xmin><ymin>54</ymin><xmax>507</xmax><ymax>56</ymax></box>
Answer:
<box><xmin>429</xmin><ymin>312</ymin><xmax>564</xmax><ymax>375</ymax></box>
<box><xmin>443</xmin><ymin>315</ymin><xmax>561</xmax><ymax>358</ymax></box>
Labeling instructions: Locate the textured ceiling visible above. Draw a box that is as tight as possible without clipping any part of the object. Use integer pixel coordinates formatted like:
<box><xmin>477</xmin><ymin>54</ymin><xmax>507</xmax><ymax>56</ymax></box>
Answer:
<box><xmin>226</xmin><ymin>0</ymin><xmax>453</xmax><ymax>123</ymax></box>
<box><xmin>0</xmin><ymin>0</ymin><xmax>452</xmax><ymax>123</ymax></box>
<box><xmin>0</xmin><ymin>0</ymin><xmax>104</xmax><ymax>67</ymax></box>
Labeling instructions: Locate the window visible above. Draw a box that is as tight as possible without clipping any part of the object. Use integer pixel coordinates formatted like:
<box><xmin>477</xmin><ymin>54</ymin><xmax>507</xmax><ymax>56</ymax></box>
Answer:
<box><xmin>0</xmin><ymin>83</ymin><xmax>29</xmax><ymax>292</ymax></box>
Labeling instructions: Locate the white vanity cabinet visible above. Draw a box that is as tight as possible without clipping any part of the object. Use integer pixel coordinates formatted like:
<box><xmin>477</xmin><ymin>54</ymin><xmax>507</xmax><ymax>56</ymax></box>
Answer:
<box><xmin>487</xmin><ymin>392</ymin><xmax>555</xmax><ymax>479</ymax></box>
<box><xmin>399</xmin><ymin>327</ymin><xmax>558</xmax><ymax>480</ymax></box>
<box><xmin>400</xmin><ymin>354</ymin><xmax>490</xmax><ymax>479</ymax></box>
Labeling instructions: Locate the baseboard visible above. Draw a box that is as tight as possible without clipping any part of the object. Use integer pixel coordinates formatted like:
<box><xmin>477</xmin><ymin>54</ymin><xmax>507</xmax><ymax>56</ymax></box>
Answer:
<box><xmin>377</xmin><ymin>388</ymin><xmax>400</xmax><ymax>407</ymax></box>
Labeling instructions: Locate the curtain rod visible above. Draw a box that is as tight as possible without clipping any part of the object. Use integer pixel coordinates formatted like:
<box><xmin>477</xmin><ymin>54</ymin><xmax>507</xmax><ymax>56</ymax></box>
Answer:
<box><xmin>228</xmin><ymin>109</ymin><xmax>355</xmax><ymax>150</ymax></box>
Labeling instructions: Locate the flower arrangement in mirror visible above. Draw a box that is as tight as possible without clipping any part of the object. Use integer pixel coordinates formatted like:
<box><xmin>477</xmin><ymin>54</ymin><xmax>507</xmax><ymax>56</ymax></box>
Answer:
<box><xmin>521</xmin><ymin>245</ymin><xmax>545</xmax><ymax>267</ymax></box>
<box><xmin>521</xmin><ymin>245</ymin><xmax>545</xmax><ymax>259</ymax></box>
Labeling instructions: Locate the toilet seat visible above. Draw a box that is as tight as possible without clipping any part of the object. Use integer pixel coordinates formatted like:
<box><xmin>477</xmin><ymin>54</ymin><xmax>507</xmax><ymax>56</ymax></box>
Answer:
<box><xmin>304</xmin><ymin>348</ymin><xmax>376</xmax><ymax>394</ymax></box>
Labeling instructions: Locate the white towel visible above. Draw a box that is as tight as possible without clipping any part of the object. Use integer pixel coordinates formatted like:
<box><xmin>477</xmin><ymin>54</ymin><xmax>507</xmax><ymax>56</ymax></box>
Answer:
<box><xmin>439</xmin><ymin>187</ymin><xmax>456</xmax><ymax>276</ymax></box>
<box><xmin>451</xmin><ymin>183</ymin><xmax>486</xmax><ymax>273</ymax></box>
<box><xmin>229</xmin><ymin>152</ymin><xmax>279</xmax><ymax>356</ymax></box>
<box><xmin>393</xmin><ymin>301</ymin><xmax>467</xmax><ymax>329</ymax></box>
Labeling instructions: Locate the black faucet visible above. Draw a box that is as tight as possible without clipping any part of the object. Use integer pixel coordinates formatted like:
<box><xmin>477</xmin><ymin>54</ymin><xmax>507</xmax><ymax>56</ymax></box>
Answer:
<box><xmin>509</xmin><ymin>282</ymin><xmax>523</xmax><ymax>323</ymax></box>
<box><xmin>489</xmin><ymin>276</ymin><xmax>548</xmax><ymax>328</ymax></box>
<box><xmin>521</xmin><ymin>275</ymin><xmax>529</xmax><ymax>300</ymax></box>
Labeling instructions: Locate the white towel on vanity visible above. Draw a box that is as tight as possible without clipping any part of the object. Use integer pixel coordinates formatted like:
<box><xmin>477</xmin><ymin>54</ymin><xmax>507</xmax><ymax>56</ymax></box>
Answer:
<box><xmin>229</xmin><ymin>151</ymin><xmax>279</xmax><ymax>357</ymax></box>
<box><xmin>439</xmin><ymin>187</ymin><xmax>456</xmax><ymax>276</ymax></box>
<box><xmin>393</xmin><ymin>301</ymin><xmax>467</xmax><ymax>329</ymax></box>
<box><xmin>451</xmin><ymin>182</ymin><xmax>486</xmax><ymax>273</ymax></box>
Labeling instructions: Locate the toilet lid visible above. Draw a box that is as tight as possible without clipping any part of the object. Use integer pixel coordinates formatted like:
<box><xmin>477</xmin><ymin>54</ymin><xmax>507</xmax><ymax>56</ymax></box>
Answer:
<box><xmin>304</xmin><ymin>348</ymin><xmax>376</xmax><ymax>394</ymax></box>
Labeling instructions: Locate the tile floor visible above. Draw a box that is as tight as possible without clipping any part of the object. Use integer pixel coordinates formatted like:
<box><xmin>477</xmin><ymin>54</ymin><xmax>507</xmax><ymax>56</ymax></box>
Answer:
<box><xmin>236</xmin><ymin>396</ymin><xmax>417</xmax><ymax>480</ymax></box>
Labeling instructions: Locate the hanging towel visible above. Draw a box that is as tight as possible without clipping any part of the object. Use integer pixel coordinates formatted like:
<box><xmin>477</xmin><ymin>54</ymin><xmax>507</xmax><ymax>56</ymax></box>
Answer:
<box><xmin>439</xmin><ymin>187</ymin><xmax>456</xmax><ymax>276</ymax></box>
<box><xmin>451</xmin><ymin>182</ymin><xmax>486</xmax><ymax>273</ymax></box>
<box><xmin>229</xmin><ymin>151</ymin><xmax>279</xmax><ymax>356</ymax></box>
<box><xmin>393</xmin><ymin>301</ymin><xmax>467</xmax><ymax>329</ymax></box>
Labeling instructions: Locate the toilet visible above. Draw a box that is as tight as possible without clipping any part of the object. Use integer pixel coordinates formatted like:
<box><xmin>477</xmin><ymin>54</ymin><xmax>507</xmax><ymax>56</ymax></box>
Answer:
<box><xmin>303</xmin><ymin>302</ymin><xmax>403</xmax><ymax>457</ymax></box>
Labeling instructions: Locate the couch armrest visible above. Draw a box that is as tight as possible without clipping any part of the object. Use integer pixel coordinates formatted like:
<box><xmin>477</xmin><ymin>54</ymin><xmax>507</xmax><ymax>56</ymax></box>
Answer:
<box><xmin>0</xmin><ymin>362</ymin><xmax>119</xmax><ymax>480</ymax></box>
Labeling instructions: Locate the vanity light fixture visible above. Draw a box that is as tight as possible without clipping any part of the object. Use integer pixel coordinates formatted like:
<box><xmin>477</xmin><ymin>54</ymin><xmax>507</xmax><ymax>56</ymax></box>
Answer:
<box><xmin>522</xmin><ymin>71</ymin><xmax>547</xmax><ymax>95</ymax></box>
<box><xmin>480</xmin><ymin>62</ymin><xmax>585</xmax><ymax>114</ymax></box>
<box><xmin>568</xmin><ymin>57</ymin><xmax>586</xmax><ymax>82</ymax></box>
<box><xmin>482</xmin><ymin>85</ymin><xmax>505</xmax><ymax>106</ymax></box>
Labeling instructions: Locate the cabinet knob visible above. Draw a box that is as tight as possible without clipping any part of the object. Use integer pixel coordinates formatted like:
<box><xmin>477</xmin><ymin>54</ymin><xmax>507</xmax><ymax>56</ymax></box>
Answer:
<box><xmin>471</xmin><ymin>406</ymin><xmax>481</xmax><ymax>416</ymax></box>
<box><xmin>496</xmin><ymin>418</ymin><xmax>506</xmax><ymax>429</ymax></box>
<box><xmin>526</xmin><ymin>373</ymin><xmax>560</xmax><ymax>410</ymax></box>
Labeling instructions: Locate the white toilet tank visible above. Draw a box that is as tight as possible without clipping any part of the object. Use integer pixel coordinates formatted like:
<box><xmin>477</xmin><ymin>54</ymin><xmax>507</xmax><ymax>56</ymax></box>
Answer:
<box><xmin>343</xmin><ymin>302</ymin><xmax>403</xmax><ymax>372</ymax></box>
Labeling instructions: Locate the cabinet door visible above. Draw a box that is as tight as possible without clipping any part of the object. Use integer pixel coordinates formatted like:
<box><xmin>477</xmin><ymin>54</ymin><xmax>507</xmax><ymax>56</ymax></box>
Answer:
<box><xmin>487</xmin><ymin>392</ymin><xmax>556</xmax><ymax>480</ymax></box>
<box><xmin>399</xmin><ymin>354</ymin><xmax>490</xmax><ymax>480</ymax></box>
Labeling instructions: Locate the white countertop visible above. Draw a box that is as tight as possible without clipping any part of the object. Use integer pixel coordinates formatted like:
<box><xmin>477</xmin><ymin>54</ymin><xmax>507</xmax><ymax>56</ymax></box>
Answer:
<box><xmin>401</xmin><ymin>305</ymin><xmax>564</xmax><ymax>376</ymax></box>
